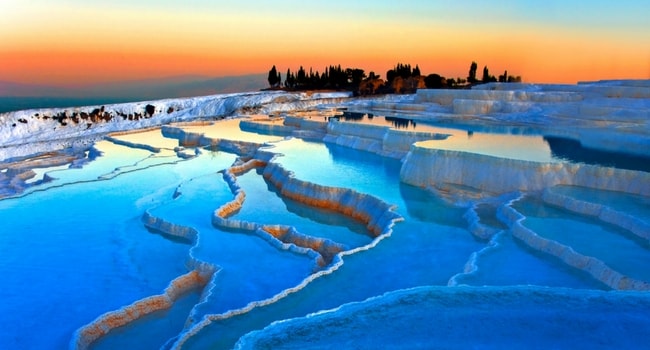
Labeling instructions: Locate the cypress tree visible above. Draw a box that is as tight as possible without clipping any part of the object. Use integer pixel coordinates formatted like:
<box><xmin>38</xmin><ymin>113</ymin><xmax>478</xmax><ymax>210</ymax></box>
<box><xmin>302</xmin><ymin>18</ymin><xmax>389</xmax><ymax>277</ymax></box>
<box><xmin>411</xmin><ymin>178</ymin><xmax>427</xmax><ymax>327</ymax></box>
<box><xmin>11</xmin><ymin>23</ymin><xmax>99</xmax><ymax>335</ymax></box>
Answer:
<box><xmin>268</xmin><ymin>65</ymin><xmax>278</xmax><ymax>87</ymax></box>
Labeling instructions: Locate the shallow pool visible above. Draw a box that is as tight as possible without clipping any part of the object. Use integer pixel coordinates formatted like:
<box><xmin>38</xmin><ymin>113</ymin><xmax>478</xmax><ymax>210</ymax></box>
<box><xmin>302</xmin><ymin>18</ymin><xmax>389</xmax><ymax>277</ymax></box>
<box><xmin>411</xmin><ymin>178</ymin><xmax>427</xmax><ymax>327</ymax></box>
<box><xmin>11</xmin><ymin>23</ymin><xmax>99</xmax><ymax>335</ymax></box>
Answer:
<box><xmin>1</xmin><ymin>120</ymin><xmax>649</xmax><ymax>350</ymax></box>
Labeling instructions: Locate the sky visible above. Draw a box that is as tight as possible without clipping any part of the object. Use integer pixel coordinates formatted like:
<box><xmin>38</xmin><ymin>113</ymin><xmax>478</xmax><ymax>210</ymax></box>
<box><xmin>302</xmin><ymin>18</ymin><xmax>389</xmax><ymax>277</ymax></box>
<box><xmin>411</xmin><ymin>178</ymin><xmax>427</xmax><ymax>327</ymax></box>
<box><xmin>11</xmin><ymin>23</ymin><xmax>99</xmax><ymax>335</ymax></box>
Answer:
<box><xmin>1</xmin><ymin>0</ymin><xmax>649</xmax><ymax>88</ymax></box>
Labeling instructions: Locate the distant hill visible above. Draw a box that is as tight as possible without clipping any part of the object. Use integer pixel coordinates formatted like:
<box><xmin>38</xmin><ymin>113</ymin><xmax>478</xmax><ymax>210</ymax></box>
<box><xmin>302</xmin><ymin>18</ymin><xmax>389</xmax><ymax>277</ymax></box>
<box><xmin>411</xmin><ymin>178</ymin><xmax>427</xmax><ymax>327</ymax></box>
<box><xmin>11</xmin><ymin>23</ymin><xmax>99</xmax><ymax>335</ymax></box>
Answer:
<box><xmin>0</xmin><ymin>74</ymin><xmax>266</xmax><ymax>113</ymax></box>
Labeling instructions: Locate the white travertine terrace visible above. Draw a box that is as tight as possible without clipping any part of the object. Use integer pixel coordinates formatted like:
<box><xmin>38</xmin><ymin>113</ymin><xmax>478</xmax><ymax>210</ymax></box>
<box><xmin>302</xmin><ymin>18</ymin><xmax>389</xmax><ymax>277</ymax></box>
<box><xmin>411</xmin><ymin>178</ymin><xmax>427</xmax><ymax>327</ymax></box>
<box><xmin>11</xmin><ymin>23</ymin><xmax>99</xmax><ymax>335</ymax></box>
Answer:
<box><xmin>2</xmin><ymin>80</ymin><xmax>649</xmax><ymax>348</ymax></box>
<box><xmin>0</xmin><ymin>91</ymin><xmax>351</xmax><ymax>150</ymax></box>
<box><xmin>399</xmin><ymin>146</ymin><xmax>650</xmax><ymax>196</ymax></box>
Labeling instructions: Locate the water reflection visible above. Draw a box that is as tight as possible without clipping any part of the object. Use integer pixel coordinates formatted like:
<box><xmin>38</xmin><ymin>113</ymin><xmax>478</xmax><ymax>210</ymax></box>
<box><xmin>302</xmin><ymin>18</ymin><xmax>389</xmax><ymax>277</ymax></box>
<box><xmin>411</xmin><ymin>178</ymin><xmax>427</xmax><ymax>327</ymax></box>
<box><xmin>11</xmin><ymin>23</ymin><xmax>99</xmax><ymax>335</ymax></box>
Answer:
<box><xmin>329</xmin><ymin>112</ymin><xmax>417</xmax><ymax>130</ymax></box>
<box><xmin>543</xmin><ymin>136</ymin><xmax>650</xmax><ymax>172</ymax></box>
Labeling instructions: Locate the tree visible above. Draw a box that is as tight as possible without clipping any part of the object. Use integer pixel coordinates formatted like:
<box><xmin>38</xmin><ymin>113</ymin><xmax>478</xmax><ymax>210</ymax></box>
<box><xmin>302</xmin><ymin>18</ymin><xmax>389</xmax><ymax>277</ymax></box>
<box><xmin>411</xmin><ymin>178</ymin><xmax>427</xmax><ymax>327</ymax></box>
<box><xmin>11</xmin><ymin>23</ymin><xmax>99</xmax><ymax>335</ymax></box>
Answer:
<box><xmin>482</xmin><ymin>66</ymin><xmax>496</xmax><ymax>83</ymax></box>
<box><xmin>285</xmin><ymin>68</ymin><xmax>292</xmax><ymax>88</ymax></box>
<box><xmin>413</xmin><ymin>65</ymin><xmax>421</xmax><ymax>77</ymax></box>
<box><xmin>297</xmin><ymin>66</ymin><xmax>306</xmax><ymax>86</ymax></box>
<box><xmin>386</xmin><ymin>69</ymin><xmax>397</xmax><ymax>84</ymax></box>
<box><xmin>424</xmin><ymin>74</ymin><xmax>443</xmax><ymax>89</ymax></box>
<box><xmin>268</xmin><ymin>65</ymin><xmax>279</xmax><ymax>87</ymax></box>
<box><xmin>499</xmin><ymin>70</ymin><xmax>508</xmax><ymax>83</ymax></box>
<box><xmin>482</xmin><ymin>66</ymin><xmax>490</xmax><ymax>83</ymax></box>
<box><xmin>468</xmin><ymin>61</ymin><xmax>478</xmax><ymax>83</ymax></box>
<box><xmin>349</xmin><ymin>68</ymin><xmax>366</xmax><ymax>87</ymax></box>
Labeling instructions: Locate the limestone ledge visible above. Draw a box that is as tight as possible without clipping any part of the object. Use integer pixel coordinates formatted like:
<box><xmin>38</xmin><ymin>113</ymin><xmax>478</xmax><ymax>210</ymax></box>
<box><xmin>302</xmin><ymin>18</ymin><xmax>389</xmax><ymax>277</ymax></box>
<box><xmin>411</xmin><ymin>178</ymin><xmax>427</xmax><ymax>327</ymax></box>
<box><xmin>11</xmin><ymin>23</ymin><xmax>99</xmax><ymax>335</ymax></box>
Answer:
<box><xmin>142</xmin><ymin>210</ymin><xmax>199</xmax><ymax>243</ymax></box>
<box><xmin>69</xmin><ymin>209</ymin><xmax>219</xmax><ymax>350</ymax></box>
<box><xmin>262</xmin><ymin>160</ymin><xmax>403</xmax><ymax>237</ymax></box>
<box><xmin>414</xmin><ymin>88</ymin><xmax>584</xmax><ymax>106</ymax></box>
<box><xmin>104</xmin><ymin>135</ymin><xmax>162</xmax><ymax>153</ymax></box>
<box><xmin>70</xmin><ymin>267</ymin><xmax>213</xmax><ymax>350</ymax></box>
<box><xmin>400</xmin><ymin>144</ymin><xmax>650</xmax><ymax>196</ymax></box>
<box><xmin>462</xmin><ymin>204</ymin><xmax>501</xmax><ymax>241</ymax></box>
<box><xmin>239</xmin><ymin>119</ymin><xmax>296</xmax><ymax>136</ymax></box>
<box><xmin>324</xmin><ymin>119</ymin><xmax>447</xmax><ymax>159</ymax></box>
<box><xmin>542</xmin><ymin>190</ymin><xmax>650</xmax><ymax>242</ymax></box>
<box><xmin>161</xmin><ymin>125</ymin><xmax>263</xmax><ymax>156</ymax></box>
<box><xmin>241</xmin><ymin>117</ymin><xmax>447</xmax><ymax>160</ymax></box>
<box><xmin>171</xmin><ymin>146</ymin><xmax>404</xmax><ymax>350</ymax></box>
<box><xmin>262</xmin><ymin>226</ymin><xmax>345</xmax><ymax>266</ymax></box>
<box><xmin>448</xmin><ymin>231</ymin><xmax>504</xmax><ymax>286</ymax></box>
<box><xmin>499</xmin><ymin>202</ymin><xmax>650</xmax><ymax>291</ymax></box>
<box><xmin>212</xmin><ymin>158</ymin><xmax>348</xmax><ymax>266</ymax></box>
<box><xmin>284</xmin><ymin>115</ymin><xmax>328</xmax><ymax>132</ymax></box>
<box><xmin>0</xmin><ymin>151</ymin><xmax>88</xmax><ymax>198</ymax></box>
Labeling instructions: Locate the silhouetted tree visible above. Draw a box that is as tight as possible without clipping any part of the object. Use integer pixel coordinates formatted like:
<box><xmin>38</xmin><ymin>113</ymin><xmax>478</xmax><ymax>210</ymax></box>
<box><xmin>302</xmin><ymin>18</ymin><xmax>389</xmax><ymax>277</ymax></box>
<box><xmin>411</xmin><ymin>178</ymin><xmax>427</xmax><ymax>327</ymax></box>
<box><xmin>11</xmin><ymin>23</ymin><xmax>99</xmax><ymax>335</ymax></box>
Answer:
<box><xmin>297</xmin><ymin>66</ymin><xmax>306</xmax><ymax>86</ymax></box>
<box><xmin>482</xmin><ymin>66</ymin><xmax>496</xmax><ymax>83</ymax></box>
<box><xmin>285</xmin><ymin>68</ymin><xmax>292</xmax><ymax>88</ymax></box>
<box><xmin>349</xmin><ymin>68</ymin><xmax>366</xmax><ymax>87</ymax></box>
<box><xmin>396</xmin><ymin>63</ymin><xmax>412</xmax><ymax>78</ymax></box>
<box><xmin>386</xmin><ymin>69</ymin><xmax>397</xmax><ymax>85</ymax></box>
<box><xmin>468</xmin><ymin>61</ymin><xmax>478</xmax><ymax>83</ymax></box>
<box><xmin>499</xmin><ymin>70</ymin><xmax>508</xmax><ymax>83</ymax></box>
<box><xmin>413</xmin><ymin>65</ymin><xmax>421</xmax><ymax>77</ymax></box>
<box><xmin>268</xmin><ymin>65</ymin><xmax>279</xmax><ymax>87</ymax></box>
<box><xmin>424</xmin><ymin>74</ymin><xmax>445</xmax><ymax>89</ymax></box>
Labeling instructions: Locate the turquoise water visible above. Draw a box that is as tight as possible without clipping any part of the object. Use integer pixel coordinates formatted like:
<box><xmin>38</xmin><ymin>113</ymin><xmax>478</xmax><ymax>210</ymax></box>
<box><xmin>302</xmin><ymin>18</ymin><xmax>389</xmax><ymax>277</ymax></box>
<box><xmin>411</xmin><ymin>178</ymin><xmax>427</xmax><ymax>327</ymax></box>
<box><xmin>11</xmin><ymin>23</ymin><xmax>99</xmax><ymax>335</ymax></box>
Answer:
<box><xmin>0</xmin><ymin>150</ymin><xmax>192</xmax><ymax>349</ymax></box>
<box><xmin>1</xmin><ymin>123</ymin><xmax>649</xmax><ymax>349</ymax></box>
<box><xmin>515</xmin><ymin>197</ymin><xmax>650</xmax><ymax>283</ymax></box>
<box><xmin>549</xmin><ymin>185</ymin><xmax>650</xmax><ymax>223</ymax></box>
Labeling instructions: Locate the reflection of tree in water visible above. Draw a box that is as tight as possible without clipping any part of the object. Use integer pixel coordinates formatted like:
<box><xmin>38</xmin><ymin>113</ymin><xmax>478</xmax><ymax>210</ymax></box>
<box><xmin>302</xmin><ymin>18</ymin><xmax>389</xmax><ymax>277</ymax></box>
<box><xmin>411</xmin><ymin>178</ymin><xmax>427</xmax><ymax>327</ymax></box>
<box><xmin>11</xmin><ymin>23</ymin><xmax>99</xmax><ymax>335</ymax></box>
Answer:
<box><xmin>327</xmin><ymin>112</ymin><xmax>417</xmax><ymax>129</ymax></box>
<box><xmin>328</xmin><ymin>111</ymin><xmax>373</xmax><ymax>122</ymax></box>
<box><xmin>385</xmin><ymin>116</ymin><xmax>416</xmax><ymax>129</ymax></box>
<box><xmin>341</xmin><ymin>111</ymin><xmax>367</xmax><ymax>121</ymax></box>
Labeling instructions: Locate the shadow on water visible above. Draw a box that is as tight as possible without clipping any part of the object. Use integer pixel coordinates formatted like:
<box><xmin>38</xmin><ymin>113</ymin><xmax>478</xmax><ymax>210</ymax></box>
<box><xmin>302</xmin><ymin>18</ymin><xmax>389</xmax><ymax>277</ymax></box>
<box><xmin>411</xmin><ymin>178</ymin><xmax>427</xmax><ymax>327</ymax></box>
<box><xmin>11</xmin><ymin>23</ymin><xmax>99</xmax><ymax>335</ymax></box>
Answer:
<box><xmin>544</xmin><ymin>136</ymin><xmax>650</xmax><ymax>172</ymax></box>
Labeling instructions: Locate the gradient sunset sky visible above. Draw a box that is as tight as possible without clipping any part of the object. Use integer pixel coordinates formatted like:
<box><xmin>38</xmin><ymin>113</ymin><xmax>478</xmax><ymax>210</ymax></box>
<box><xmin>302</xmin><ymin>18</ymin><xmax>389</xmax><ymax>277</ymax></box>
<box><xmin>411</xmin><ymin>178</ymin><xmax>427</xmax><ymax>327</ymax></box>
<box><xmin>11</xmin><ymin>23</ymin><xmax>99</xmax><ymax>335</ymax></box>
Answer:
<box><xmin>1</xmin><ymin>0</ymin><xmax>648</xmax><ymax>87</ymax></box>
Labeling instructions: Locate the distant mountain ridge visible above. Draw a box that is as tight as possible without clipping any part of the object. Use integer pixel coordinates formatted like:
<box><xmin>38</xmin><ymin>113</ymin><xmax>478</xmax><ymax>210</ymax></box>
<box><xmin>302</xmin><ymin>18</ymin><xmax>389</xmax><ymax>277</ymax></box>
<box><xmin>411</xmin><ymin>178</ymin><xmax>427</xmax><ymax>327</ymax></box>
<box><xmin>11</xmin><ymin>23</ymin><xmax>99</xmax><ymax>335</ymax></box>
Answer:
<box><xmin>0</xmin><ymin>74</ymin><xmax>267</xmax><ymax>113</ymax></box>
<box><xmin>0</xmin><ymin>74</ymin><xmax>267</xmax><ymax>98</ymax></box>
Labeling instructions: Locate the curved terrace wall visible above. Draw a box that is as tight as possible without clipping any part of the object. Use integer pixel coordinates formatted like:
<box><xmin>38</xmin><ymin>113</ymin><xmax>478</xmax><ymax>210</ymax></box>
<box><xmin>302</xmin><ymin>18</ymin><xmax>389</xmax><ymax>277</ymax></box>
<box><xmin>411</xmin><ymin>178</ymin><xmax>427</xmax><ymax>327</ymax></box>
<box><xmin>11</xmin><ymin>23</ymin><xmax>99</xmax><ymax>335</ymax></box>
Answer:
<box><xmin>542</xmin><ymin>190</ymin><xmax>650</xmax><ymax>242</ymax></box>
<box><xmin>498</xmin><ymin>202</ymin><xmax>650</xmax><ymax>291</ymax></box>
<box><xmin>71</xmin><ymin>210</ymin><xmax>216</xmax><ymax>350</ymax></box>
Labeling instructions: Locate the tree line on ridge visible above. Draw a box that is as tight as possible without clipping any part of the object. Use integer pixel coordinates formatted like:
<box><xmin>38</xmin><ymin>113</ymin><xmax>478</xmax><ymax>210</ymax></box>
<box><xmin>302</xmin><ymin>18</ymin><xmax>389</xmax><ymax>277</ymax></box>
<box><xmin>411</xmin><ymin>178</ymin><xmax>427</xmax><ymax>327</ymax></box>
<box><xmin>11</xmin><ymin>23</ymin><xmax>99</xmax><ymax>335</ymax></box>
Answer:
<box><xmin>267</xmin><ymin>61</ymin><xmax>522</xmax><ymax>95</ymax></box>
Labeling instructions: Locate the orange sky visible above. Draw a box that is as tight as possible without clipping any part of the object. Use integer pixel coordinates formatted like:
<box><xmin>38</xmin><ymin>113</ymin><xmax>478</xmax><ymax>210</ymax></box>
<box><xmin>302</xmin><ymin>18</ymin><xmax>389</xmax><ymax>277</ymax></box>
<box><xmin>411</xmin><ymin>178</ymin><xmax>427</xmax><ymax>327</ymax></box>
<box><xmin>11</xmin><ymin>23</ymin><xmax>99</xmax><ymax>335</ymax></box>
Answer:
<box><xmin>1</xmin><ymin>1</ymin><xmax>648</xmax><ymax>87</ymax></box>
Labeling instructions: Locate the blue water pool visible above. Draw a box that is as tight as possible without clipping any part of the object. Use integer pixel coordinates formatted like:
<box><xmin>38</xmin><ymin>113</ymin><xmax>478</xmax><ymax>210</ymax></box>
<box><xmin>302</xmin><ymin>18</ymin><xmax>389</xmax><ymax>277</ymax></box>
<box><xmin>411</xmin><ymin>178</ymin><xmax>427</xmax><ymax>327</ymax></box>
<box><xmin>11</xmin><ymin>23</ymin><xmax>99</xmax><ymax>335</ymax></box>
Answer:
<box><xmin>1</xmin><ymin>118</ymin><xmax>649</xmax><ymax>350</ymax></box>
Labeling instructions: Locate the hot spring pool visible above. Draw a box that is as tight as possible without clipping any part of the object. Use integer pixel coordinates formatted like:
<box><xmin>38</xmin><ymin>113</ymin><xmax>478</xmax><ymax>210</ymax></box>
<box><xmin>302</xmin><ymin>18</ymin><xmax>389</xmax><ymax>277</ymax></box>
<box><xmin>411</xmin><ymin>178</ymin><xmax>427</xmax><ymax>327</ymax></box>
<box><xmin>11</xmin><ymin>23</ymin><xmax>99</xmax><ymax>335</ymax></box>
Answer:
<box><xmin>1</xmin><ymin>117</ymin><xmax>649</xmax><ymax>350</ymax></box>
